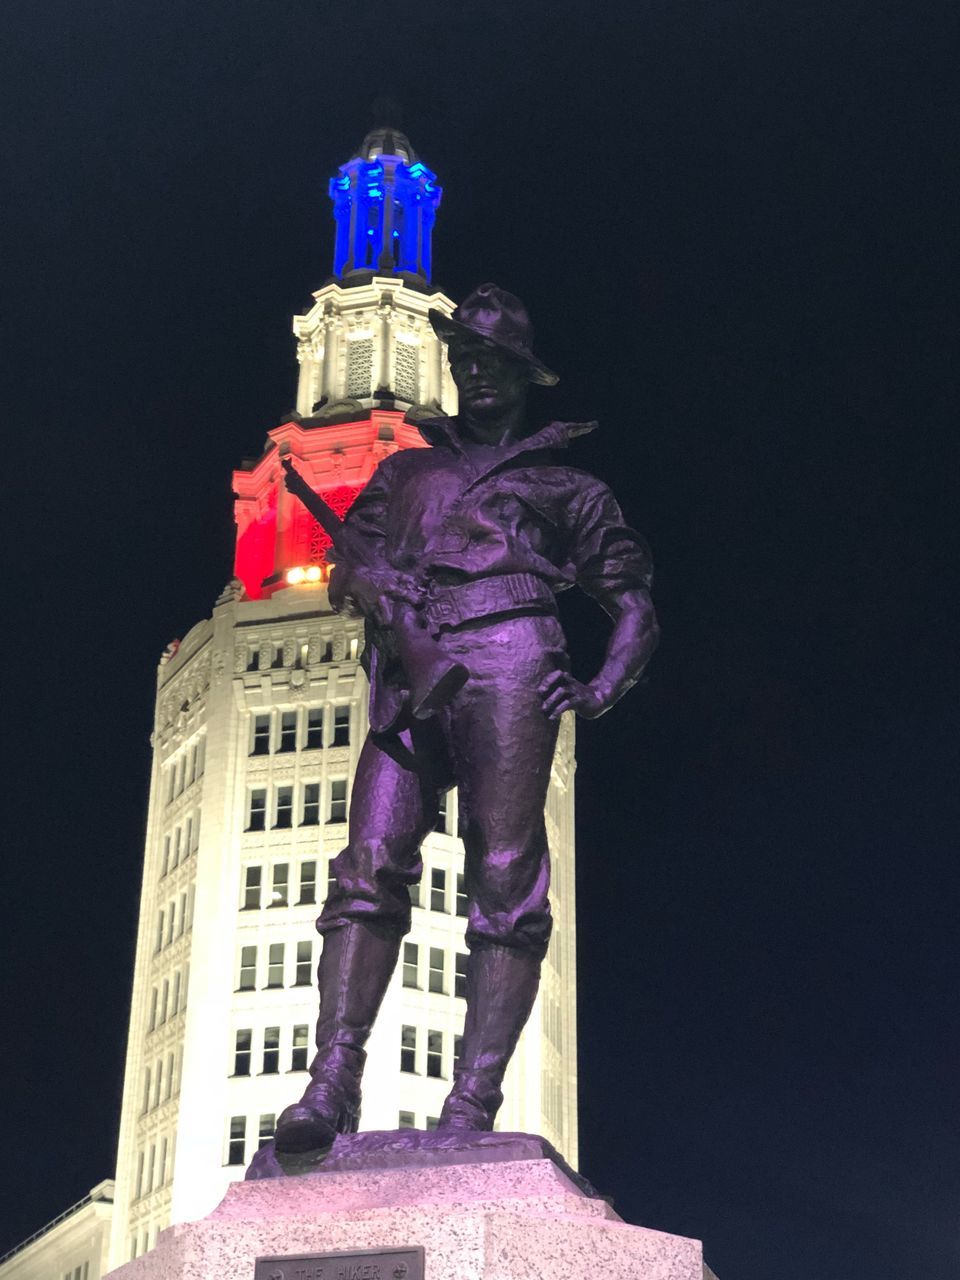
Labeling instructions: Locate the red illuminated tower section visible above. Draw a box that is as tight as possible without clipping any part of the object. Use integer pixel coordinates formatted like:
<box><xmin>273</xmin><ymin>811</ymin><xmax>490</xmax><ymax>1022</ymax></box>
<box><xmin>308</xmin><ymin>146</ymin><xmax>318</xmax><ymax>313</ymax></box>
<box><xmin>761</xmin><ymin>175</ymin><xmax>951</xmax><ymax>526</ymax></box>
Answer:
<box><xmin>232</xmin><ymin>411</ymin><xmax>427</xmax><ymax>599</ymax></box>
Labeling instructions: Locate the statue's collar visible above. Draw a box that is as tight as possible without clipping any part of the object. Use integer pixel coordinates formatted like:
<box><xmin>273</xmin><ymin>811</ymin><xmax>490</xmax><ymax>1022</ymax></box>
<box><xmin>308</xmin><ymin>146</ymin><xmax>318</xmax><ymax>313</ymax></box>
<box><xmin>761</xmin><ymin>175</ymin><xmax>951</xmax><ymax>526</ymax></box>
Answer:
<box><xmin>411</xmin><ymin>414</ymin><xmax>597</xmax><ymax>454</ymax></box>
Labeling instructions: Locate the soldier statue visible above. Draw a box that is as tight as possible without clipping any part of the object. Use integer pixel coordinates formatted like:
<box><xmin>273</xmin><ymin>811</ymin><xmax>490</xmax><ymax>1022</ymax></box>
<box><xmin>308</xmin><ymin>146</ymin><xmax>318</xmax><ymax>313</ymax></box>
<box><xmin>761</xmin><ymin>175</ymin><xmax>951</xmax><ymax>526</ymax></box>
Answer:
<box><xmin>273</xmin><ymin>283</ymin><xmax>659</xmax><ymax>1156</ymax></box>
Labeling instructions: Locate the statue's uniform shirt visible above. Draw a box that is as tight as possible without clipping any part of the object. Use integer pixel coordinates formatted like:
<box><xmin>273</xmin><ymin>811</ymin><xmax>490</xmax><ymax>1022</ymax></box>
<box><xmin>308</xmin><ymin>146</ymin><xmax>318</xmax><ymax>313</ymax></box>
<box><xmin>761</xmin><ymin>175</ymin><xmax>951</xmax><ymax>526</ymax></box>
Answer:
<box><xmin>320</xmin><ymin>418</ymin><xmax>654</xmax><ymax>957</ymax></box>
<box><xmin>339</xmin><ymin>417</ymin><xmax>653</xmax><ymax>612</ymax></box>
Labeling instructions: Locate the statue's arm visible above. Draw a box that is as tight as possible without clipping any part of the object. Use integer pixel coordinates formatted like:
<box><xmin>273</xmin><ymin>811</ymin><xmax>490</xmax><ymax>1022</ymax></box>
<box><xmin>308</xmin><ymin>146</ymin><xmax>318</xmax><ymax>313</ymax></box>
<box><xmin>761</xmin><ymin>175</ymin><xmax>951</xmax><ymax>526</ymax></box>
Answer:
<box><xmin>539</xmin><ymin>481</ymin><xmax>660</xmax><ymax>721</ymax></box>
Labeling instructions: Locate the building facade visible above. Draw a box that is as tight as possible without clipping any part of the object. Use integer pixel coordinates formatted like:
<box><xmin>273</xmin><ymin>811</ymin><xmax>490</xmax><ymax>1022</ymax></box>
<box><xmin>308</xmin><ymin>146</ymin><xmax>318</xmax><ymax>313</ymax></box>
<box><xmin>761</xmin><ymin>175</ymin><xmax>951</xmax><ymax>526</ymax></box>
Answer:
<box><xmin>0</xmin><ymin>124</ymin><xmax>580</xmax><ymax>1280</ymax></box>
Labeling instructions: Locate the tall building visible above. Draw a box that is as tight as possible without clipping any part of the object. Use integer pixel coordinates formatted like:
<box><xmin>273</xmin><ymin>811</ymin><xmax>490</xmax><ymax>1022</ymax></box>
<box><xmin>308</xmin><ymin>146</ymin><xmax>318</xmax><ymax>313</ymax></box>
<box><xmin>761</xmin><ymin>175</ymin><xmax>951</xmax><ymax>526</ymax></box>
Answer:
<box><xmin>2</xmin><ymin>122</ymin><xmax>576</xmax><ymax>1277</ymax></box>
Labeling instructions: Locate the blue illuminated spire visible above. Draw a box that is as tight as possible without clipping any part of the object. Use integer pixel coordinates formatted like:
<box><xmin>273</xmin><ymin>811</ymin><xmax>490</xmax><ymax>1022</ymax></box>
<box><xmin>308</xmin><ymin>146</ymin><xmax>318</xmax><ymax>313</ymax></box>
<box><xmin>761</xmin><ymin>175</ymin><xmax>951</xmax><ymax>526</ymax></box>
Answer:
<box><xmin>328</xmin><ymin>117</ymin><xmax>442</xmax><ymax>283</ymax></box>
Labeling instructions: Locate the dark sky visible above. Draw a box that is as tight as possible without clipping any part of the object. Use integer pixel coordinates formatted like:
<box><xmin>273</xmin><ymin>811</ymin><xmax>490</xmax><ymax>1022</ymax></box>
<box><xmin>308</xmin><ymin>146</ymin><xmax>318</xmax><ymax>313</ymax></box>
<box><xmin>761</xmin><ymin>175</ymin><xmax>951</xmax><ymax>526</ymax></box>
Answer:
<box><xmin>2</xmin><ymin>1</ymin><xmax>957</xmax><ymax>1277</ymax></box>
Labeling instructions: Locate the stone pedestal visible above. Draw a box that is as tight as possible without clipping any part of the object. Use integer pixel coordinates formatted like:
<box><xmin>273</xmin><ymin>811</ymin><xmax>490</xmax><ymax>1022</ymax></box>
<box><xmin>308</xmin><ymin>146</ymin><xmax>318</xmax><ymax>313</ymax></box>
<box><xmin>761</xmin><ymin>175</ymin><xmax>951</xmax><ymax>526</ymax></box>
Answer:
<box><xmin>107</xmin><ymin>1133</ymin><xmax>717</xmax><ymax>1280</ymax></box>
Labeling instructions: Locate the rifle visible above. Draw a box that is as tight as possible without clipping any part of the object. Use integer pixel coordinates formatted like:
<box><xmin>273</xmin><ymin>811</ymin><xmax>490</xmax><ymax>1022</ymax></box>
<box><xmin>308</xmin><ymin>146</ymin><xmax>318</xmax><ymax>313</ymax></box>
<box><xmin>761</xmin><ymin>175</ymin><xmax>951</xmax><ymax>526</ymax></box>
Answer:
<box><xmin>280</xmin><ymin>457</ymin><xmax>468</xmax><ymax>720</ymax></box>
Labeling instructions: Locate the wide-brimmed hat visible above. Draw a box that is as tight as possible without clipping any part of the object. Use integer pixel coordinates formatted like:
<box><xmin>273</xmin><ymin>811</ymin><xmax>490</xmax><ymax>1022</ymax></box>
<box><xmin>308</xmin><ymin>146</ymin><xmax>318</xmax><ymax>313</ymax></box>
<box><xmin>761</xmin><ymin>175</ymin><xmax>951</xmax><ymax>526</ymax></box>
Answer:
<box><xmin>429</xmin><ymin>283</ymin><xmax>559</xmax><ymax>386</ymax></box>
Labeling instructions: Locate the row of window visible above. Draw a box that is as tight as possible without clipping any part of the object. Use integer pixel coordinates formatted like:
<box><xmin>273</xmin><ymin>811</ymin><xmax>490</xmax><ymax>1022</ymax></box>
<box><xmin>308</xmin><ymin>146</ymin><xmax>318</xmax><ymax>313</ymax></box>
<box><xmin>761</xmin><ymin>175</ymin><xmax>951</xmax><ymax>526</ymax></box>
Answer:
<box><xmin>403</xmin><ymin>942</ymin><xmax>468</xmax><ymax>999</ymax></box>
<box><xmin>62</xmin><ymin>1265</ymin><xmax>89</xmax><ymax>1280</ymax></box>
<box><xmin>154</xmin><ymin>888</ymin><xmax>195</xmax><ymax>954</ymax></box>
<box><xmin>160</xmin><ymin>811</ymin><xmax>200</xmax><ymax>879</ymax></box>
<box><xmin>147</xmin><ymin>965</ymin><xmax>189</xmax><ymax>1032</ymax></box>
<box><xmin>133</xmin><ymin>1132</ymin><xmax>174</xmax><ymax>1200</ymax></box>
<box><xmin>232</xmin><ymin>1023</ymin><xmax>310</xmax><ymax>1077</ymax></box>
<box><xmin>225</xmin><ymin>1107</ymin><xmax>449</xmax><ymax>1166</ymax></box>
<box><xmin>226</xmin><ymin>1112</ymin><xmax>276</xmax><ymax>1165</ymax></box>
<box><xmin>401</xmin><ymin>1025</ymin><xmax>461</xmax><ymax>1079</ymax></box>
<box><xmin>164</xmin><ymin>737</ymin><xmax>206</xmax><ymax>804</ymax></box>
<box><xmin>236</xmin><ymin>940</ymin><xmax>316</xmax><ymax>992</ymax></box>
<box><xmin>141</xmin><ymin>1048</ymin><xmax>182</xmax><ymax>1115</ymax></box>
<box><xmin>241</xmin><ymin>860</ymin><xmax>329</xmax><ymax>910</ymax></box>
<box><xmin>246</xmin><ymin>780</ymin><xmax>347</xmax><ymax>831</ymax></box>
<box><xmin>243</xmin><ymin>635</ymin><xmax>360</xmax><ymax>674</ymax></box>
<box><xmin>250</xmin><ymin>706</ymin><xmax>351</xmax><ymax>756</ymax></box>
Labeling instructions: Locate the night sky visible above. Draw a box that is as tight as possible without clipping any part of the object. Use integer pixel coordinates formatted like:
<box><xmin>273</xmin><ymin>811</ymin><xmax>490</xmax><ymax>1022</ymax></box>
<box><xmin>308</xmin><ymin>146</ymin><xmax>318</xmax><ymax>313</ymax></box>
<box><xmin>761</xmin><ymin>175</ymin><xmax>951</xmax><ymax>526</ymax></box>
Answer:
<box><xmin>2</xmin><ymin>2</ymin><xmax>957</xmax><ymax>1277</ymax></box>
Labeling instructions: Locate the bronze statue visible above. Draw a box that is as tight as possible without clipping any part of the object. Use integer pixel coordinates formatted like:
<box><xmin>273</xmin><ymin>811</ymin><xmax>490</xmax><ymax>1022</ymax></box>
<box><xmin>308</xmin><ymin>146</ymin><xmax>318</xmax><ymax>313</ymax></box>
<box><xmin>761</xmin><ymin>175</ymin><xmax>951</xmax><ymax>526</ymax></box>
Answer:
<box><xmin>273</xmin><ymin>283</ymin><xmax>659</xmax><ymax>1156</ymax></box>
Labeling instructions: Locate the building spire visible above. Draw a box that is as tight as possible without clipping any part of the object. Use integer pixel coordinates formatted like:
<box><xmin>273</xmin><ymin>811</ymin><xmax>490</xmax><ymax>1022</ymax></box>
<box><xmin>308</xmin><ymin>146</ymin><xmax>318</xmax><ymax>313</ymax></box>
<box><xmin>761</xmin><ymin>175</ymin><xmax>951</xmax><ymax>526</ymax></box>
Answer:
<box><xmin>328</xmin><ymin>104</ymin><xmax>442</xmax><ymax>283</ymax></box>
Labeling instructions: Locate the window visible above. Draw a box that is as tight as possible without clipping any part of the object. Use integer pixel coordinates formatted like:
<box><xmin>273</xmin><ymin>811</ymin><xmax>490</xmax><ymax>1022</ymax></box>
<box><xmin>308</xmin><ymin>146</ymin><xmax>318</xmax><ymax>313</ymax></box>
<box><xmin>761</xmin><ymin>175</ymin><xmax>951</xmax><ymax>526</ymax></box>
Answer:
<box><xmin>166</xmin><ymin>901</ymin><xmax>176</xmax><ymax>945</ymax></box>
<box><xmin>400</xmin><ymin>1025</ymin><xmax>417</xmax><ymax>1073</ymax></box>
<box><xmin>165</xmin><ymin>1051</ymin><xmax>174</xmax><ymax>1100</ymax></box>
<box><xmin>158</xmin><ymin>1137</ymin><xmax>168</xmax><ymax>1187</ymax></box>
<box><xmin>398</xmin><ymin>1110</ymin><xmax>416</xmax><ymax>1129</ymax></box>
<box><xmin>456</xmin><ymin>873</ymin><xmax>469</xmax><ymax>918</ymax></box>
<box><xmin>306</xmin><ymin>708</ymin><xmax>324</xmax><ymax>749</ymax></box>
<box><xmin>155</xmin><ymin>909</ymin><xmax>164</xmax><ymax>953</ymax></box>
<box><xmin>431</xmin><ymin>868</ymin><xmax>447</xmax><ymax>913</ymax></box>
<box><xmin>429</xmin><ymin>948</ymin><xmax>445</xmax><ymax>994</ymax></box>
<box><xmin>402</xmin><ymin>942</ymin><xmax>419</xmax><ymax>988</ymax></box>
<box><xmin>196</xmin><ymin>736</ymin><xmax>206</xmax><ymax>777</ymax></box>
<box><xmin>278</xmin><ymin>710</ymin><xmax>297</xmax><ymax>753</ymax></box>
<box><xmin>153</xmin><ymin>1061</ymin><xmax>163</xmax><ymax>1109</ymax></box>
<box><xmin>172</xmin><ymin>827</ymin><xmax>182</xmax><ymax>869</ymax></box>
<box><xmin>454</xmin><ymin>1034</ymin><xmax>463</xmax><ymax>1066</ymax></box>
<box><xmin>246</xmin><ymin>646</ymin><xmax>259</xmax><ymax>672</ymax></box>
<box><xmin>251</xmin><ymin>714</ymin><xmax>270</xmax><ymax>756</ymax></box>
<box><xmin>299</xmin><ymin>860</ymin><xmax>317</xmax><ymax>904</ymax></box>
<box><xmin>189</xmin><ymin>742</ymin><xmax>199</xmax><ymax>784</ymax></box>
<box><xmin>142</xmin><ymin>1068</ymin><xmax>151</xmax><ymax>1115</ymax></box>
<box><xmin>328</xmin><ymin>780</ymin><xmax>347</xmax><ymax>823</ymax></box>
<box><xmin>291</xmin><ymin>1024</ymin><xmax>309</xmax><ymax>1072</ymax></box>
<box><xmin>427</xmin><ymin>1030</ymin><xmax>443</xmax><ymax>1079</ymax></box>
<box><xmin>426</xmin><ymin>1116</ymin><xmax>441</xmax><ymax>1131</ymax></box>
<box><xmin>274</xmin><ymin>786</ymin><xmax>293</xmax><ymax>829</ymax></box>
<box><xmin>135</xmin><ymin>1150</ymin><xmax>145</xmax><ymax>1199</ymax></box>
<box><xmin>434</xmin><ymin>792</ymin><xmax>448</xmax><ymax>834</ymax></box>
<box><xmin>247</xmin><ymin>789</ymin><xmax>266</xmax><ymax>832</ymax></box>
<box><xmin>327</xmin><ymin>864</ymin><xmax>338</xmax><ymax>898</ymax></box>
<box><xmin>258</xmin><ymin>1113</ymin><xmax>276</xmax><ymax>1149</ymax></box>
<box><xmin>242</xmin><ymin>865</ymin><xmax>262</xmax><ymax>910</ymax></box>
<box><xmin>409</xmin><ymin>879</ymin><xmax>421</xmax><ymax>908</ymax></box>
<box><xmin>238</xmin><ymin>946</ymin><xmax>257</xmax><ymax>991</ymax></box>
<box><xmin>161</xmin><ymin>836</ymin><xmax>170</xmax><ymax>878</ymax></box>
<box><xmin>262</xmin><ymin>1027</ymin><xmax>280</xmax><ymax>1074</ymax></box>
<box><xmin>271</xmin><ymin>643</ymin><xmax>284</xmax><ymax>669</ymax></box>
<box><xmin>191</xmin><ymin>810</ymin><xmax>201</xmax><ymax>851</ymax></box>
<box><xmin>172</xmin><ymin>969</ymin><xmax>181</xmax><ymax>1015</ymax></box>
<box><xmin>269</xmin><ymin>863</ymin><xmax>289</xmax><ymax>907</ymax></box>
<box><xmin>295</xmin><ymin>940</ymin><xmax>313</xmax><ymax>986</ymax></box>
<box><xmin>178</xmin><ymin>890</ymin><xmax>186</xmax><ymax>936</ymax></box>
<box><xmin>148</xmin><ymin>987</ymin><xmax>158</xmax><ymax>1031</ymax></box>
<box><xmin>227</xmin><ymin>1116</ymin><xmax>246</xmax><ymax>1165</ymax></box>
<box><xmin>233</xmin><ymin>1029</ymin><xmax>252</xmax><ymax>1077</ymax></box>
<box><xmin>159</xmin><ymin>978</ymin><xmax>169</xmax><ymax>1024</ymax></box>
<box><xmin>184</xmin><ymin>817</ymin><xmax>193</xmax><ymax>858</ymax></box>
<box><xmin>295</xmin><ymin>642</ymin><xmax>307</xmax><ymax>670</ymax></box>
<box><xmin>455</xmin><ymin>953</ymin><xmax>468</xmax><ymax>999</ymax></box>
<box><xmin>266</xmin><ymin>942</ymin><xmax>284</xmax><ymax>988</ymax></box>
<box><xmin>301</xmin><ymin>783</ymin><xmax>320</xmax><ymax>827</ymax></box>
<box><xmin>332</xmin><ymin>705</ymin><xmax>351</xmax><ymax>747</ymax></box>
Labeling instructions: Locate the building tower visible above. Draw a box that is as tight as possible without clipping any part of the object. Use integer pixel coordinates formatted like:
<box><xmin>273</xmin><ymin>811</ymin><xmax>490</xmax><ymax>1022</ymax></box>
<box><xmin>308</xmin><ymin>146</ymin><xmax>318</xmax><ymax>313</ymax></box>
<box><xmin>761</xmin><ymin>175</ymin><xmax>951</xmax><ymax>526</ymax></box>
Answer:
<box><xmin>108</xmin><ymin>121</ymin><xmax>579</xmax><ymax>1269</ymax></box>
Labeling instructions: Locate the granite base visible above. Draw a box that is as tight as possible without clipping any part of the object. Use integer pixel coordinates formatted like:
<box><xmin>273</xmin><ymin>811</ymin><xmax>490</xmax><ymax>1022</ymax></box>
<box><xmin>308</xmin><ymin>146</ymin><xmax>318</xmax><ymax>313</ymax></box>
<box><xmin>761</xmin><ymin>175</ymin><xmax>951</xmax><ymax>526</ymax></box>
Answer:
<box><xmin>106</xmin><ymin>1132</ymin><xmax>718</xmax><ymax>1280</ymax></box>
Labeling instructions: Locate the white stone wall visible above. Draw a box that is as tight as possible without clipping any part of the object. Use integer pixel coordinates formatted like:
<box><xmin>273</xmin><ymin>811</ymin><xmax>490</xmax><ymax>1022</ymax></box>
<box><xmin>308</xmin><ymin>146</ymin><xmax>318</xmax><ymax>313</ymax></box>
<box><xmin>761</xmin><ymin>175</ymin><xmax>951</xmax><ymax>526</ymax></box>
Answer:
<box><xmin>0</xmin><ymin>1183</ymin><xmax>113</xmax><ymax>1280</ymax></box>
<box><xmin>293</xmin><ymin>277</ymin><xmax>457</xmax><ymax>416</ymax></box>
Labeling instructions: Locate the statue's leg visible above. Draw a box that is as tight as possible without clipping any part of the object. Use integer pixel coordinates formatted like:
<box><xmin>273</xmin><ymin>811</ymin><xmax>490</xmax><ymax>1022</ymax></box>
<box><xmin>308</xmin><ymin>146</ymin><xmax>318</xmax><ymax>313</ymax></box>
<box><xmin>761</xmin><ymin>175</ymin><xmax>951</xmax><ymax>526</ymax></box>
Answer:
<box><xmin>438</xmin><ymin>614</ymin><xmax>565</xmax><ymax>1129</ymax></box>
<box><xmin>274</xmin><ymin>721</ymin><xmax>446</xmax><ymax>1154</ymax></box>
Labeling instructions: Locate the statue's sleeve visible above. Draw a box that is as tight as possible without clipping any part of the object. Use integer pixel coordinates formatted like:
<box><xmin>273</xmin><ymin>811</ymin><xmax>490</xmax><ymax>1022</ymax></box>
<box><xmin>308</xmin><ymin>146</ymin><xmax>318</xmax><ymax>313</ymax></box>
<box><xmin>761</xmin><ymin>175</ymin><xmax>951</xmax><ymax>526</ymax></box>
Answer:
<box><xmin>568</xmin><ymin>480</ymin><xmax>654</xmax><ymax>616</ymax></box>
<box><xmin>328</xmin><ymin>456</ymin><xmax>396</xmax><ymax>610</ymax></box>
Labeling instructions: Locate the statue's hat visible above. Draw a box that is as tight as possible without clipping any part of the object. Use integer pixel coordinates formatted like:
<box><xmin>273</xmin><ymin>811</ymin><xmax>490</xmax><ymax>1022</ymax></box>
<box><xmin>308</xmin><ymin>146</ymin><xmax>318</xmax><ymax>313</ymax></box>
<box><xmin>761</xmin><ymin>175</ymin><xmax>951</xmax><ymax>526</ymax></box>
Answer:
<box><xmin>429</xmin><ymin>283</ymin><xmax>559</xmax><ymax>386</ymax></box>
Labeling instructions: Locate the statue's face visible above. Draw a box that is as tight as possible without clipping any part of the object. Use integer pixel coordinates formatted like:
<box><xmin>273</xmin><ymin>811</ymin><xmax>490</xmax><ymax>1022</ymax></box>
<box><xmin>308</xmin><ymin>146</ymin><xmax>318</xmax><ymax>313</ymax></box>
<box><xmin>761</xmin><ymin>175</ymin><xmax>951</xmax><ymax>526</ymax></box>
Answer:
<box><xmin>449</xmin><ymin>338</ymin><xmax>528</xmax><ymax>419</ymax></box>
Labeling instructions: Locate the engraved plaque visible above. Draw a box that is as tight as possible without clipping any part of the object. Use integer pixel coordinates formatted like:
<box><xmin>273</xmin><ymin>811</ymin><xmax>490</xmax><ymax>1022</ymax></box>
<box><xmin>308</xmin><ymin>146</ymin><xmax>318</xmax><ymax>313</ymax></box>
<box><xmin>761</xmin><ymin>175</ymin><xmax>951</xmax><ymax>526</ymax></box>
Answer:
<box><xmin>254</xmin><ymin>1246</ymin><xmax>424</xmax><ymax>1280</ymax></box>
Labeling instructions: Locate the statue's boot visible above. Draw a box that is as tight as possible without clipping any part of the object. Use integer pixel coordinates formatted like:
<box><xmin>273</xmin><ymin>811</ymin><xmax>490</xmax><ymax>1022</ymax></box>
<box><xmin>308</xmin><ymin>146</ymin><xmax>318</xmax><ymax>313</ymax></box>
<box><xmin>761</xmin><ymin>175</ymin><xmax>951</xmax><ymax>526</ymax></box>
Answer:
<box><xmin>439</xmin><ymin>943</ymin><xmax>542</xmax><ymax>1130</ymax></box>
<box><xmin>274</xmin><ymin>921</ymin><xmax>400</xmax><ymax>1153</ymax></box>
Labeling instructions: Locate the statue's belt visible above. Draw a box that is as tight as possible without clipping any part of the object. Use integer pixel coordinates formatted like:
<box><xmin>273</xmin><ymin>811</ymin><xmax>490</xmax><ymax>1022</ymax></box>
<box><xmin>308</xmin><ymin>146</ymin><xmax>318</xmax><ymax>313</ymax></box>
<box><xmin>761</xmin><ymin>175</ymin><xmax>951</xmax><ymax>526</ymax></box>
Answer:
<box><xmin>423</xmin><ymin>573</ymin><xmax>556</xmax><ymax>636</ymax></box>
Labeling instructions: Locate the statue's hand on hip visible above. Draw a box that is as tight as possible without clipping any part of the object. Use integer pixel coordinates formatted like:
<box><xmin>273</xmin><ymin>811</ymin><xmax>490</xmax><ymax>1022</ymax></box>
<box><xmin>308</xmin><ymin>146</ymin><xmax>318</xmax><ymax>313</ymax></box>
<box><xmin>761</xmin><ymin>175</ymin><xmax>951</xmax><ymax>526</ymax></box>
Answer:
<box><xmin>538</xmin><ymin>670</ymin><xmax>607</xmax><ymax>721</ymax></box>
